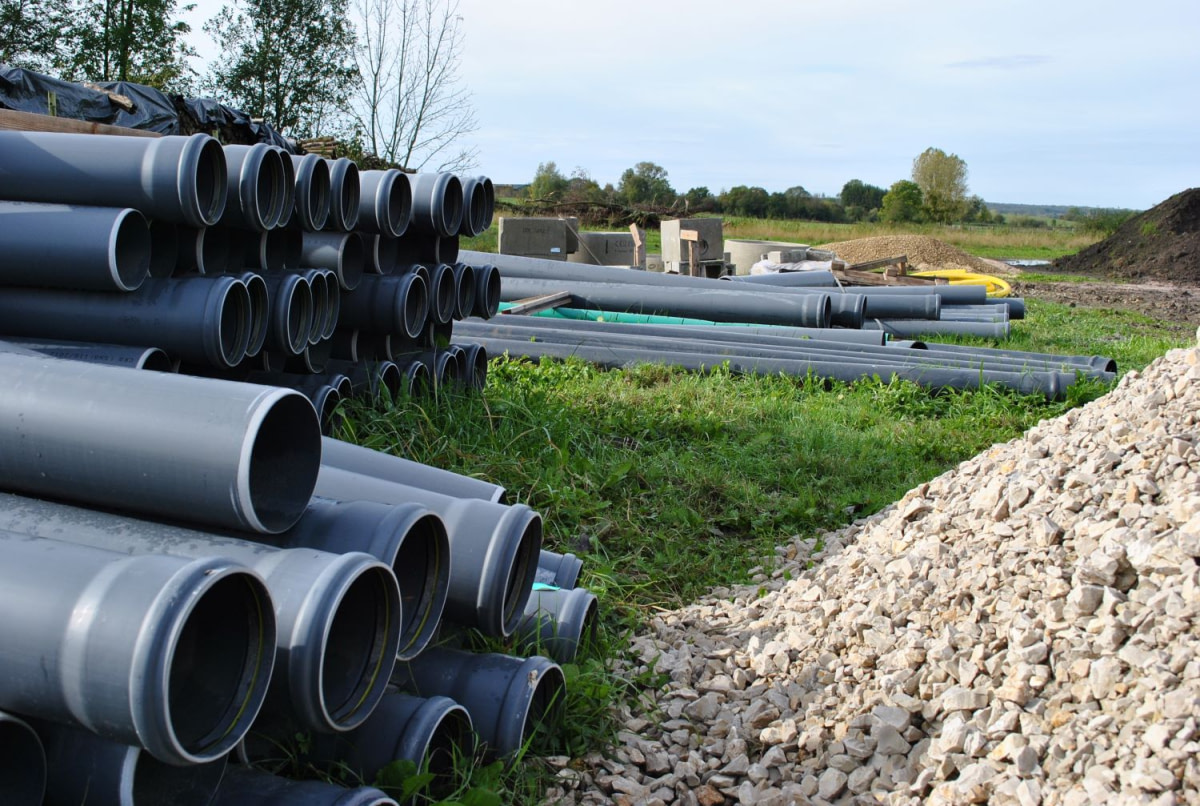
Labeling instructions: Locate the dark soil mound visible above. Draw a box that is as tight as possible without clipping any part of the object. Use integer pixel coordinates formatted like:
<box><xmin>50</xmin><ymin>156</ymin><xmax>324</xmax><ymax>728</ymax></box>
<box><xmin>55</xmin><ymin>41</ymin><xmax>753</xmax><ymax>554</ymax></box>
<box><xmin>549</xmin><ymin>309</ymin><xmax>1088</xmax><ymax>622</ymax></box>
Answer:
<box><xmin>1055</xmin><ymin>188</ymin><xmax>1200</xmax><ymax>284</ymax></box>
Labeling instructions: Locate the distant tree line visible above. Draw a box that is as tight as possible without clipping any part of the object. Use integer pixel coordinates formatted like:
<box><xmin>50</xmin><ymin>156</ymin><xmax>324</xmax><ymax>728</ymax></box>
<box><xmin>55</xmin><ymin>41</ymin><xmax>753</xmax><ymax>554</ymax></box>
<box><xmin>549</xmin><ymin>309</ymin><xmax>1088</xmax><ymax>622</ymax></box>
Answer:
<box><xmin>526</xmin><ymin>147</ymin><xmax>1008</xmax><ymax>226</ymax></box>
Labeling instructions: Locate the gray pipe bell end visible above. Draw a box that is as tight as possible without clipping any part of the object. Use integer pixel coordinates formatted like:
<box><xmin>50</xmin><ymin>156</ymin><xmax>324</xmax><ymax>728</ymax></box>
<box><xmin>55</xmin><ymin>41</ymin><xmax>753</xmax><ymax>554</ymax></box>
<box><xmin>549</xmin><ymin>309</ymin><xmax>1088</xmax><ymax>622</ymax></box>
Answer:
<box><xmin>457</xmin><ymin>176</ymin><xmax>489</xmax><ymax>237</ymax></box>
<box><xmin>409</xmin><ymin>173</ymin><xmax>463</xmax><ymax>237</ymax></box>
<box><xmin>471</xmin><ymin>263</ymin><xmax>502</xmax><ymax>319</ymax></box>
<box><xmin>300</xmin><ymin>230</ymin><xmax>366</xmax><ymax>291</ymax></box>
<box><xmin>33</xmin><ymin>721</ymin><xmax>227</xmax><ymax>806</ymax></box>
<box><xmin>326</xmin><ymin>158</ymin><xmax>362</xmax><ymax>232</ymax></box>
<box><xmin>392</xmin><ymin>649</ymin><xmax>565</xmax><ymax>762</ymax></box>
<box><xmin>515</xmin><ymin>585</ymin><xmax>600</xmax><ymax>664</ymax></box>
<box><xmin>302</xmin><ymin>269</ymin><xmax>330</xmax><ymax>346</ymax></box>
<box><xmin>0</xmin><ymin>534</ymin><xmax>276</xmax><ymax>764</ymax></box>
<box><xmin>222</xmin><ymin>144</ymin><xmax>288</xmax><ymax>232</ymax></box>
<box><xmin>291</xmin><ymin>153</ymin><xmax>332</xmax><ymax>232</ymax></box>
<box><xmin>536</xmin><ymin>549</ymin><xmax>583</xmax><ymax>589</ymax></box>
<box><xmin>463</xmin><ymin>343</ymin><xmax>488</xmax><ymax>390</ymax></box>
<box><xmin>359</xmin><ymin>169</ymin><xmax>413</xmax><ymax>238</ymax></box>
<box><xmin>286</xmin><ymin>498</ymin><xmax>451</xmax><ymax>661</ymax></box>
<box><xmin>0</xmin><ymin>711</ymin><xmax>45</xmax><ymax>806</ymax></box>
<box><xmin>212</xmin><ymin>766</ymin><xmax>397</xmax><ymax>806</ymax></box>
<box><xmin>451</xmin><ymin>262</ymin><xmax>477</xmax><ymax>320</ymax></box>
<box><xmin>263</xmin><ymin>272</ymin><xmax>314</xmax><ymax>356</ymax></box>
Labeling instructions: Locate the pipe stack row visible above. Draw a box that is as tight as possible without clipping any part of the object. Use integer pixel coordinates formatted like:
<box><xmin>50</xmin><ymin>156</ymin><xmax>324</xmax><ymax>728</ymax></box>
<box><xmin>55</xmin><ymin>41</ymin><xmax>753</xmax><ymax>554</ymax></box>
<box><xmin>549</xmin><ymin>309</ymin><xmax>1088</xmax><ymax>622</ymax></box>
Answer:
<box><xmin>0</xmin><ymin>130</ymin><xmax>504</xmax><ymax>435</ymax></box>
<box><xmin>0</xmin><ymin>276</ymin><xmax>593</xmax><ymax>799</ymax></box>
<box><xmin>459</xmin><ymin>250</ymin><xmax>1111</xmax><ymax>400</ymax></box>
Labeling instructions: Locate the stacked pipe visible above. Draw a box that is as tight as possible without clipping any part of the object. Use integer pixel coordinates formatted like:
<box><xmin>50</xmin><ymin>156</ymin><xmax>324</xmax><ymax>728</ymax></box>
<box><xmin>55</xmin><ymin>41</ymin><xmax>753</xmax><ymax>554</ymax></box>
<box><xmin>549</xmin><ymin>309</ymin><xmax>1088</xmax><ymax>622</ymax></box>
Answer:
<box><xmin>0</xmin><ymin>132</ymin><xmax>502</xmax><ymax>442</ymax></box>
<box><xmin>0</xmin><ymin>345</ymin><xmax>582</xmax><ymax>801</ymax></box>
<box><xmin>457</xmin><ymin>250</ymin><xmax>1112</xmax><ymax>399</ymax></box>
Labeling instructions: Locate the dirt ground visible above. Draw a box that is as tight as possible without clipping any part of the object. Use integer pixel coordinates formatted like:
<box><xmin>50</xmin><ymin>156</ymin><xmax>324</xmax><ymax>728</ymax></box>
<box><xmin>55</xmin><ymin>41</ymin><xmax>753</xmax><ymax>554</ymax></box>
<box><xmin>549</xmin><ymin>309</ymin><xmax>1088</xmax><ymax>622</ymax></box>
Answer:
<box><xmin>1011</xmin><ymin>276</ymin><xmax>1200</xmax><ymax>334</ymax></box>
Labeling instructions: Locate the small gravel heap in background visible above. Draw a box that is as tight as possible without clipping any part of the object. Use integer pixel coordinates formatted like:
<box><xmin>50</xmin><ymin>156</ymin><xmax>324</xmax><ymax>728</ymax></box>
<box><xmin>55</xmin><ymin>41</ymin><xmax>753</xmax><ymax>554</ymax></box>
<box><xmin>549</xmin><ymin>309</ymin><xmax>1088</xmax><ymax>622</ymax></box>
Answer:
<box><xmin>819</xmin><ymin>235</ymin><xmax>998</xmax><ymax>274</ymax></box>
<box><xmin>549</xmin><ymin>341</ymin><xmax>1200</xmax><ymax>805</ymax></box>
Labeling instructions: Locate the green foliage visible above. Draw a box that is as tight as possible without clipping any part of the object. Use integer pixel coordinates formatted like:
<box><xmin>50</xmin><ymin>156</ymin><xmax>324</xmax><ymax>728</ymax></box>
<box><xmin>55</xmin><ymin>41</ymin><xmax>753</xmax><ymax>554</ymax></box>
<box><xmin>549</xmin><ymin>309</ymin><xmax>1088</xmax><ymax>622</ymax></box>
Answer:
<box><xmin>0</xmin><ymin>0</ymin><xmax>71</xmax><ymax>70</ymax></box>
<box><xmin>61</xmin><ymin>0</ymin><xmax>196</xmax><ymax>90</ymax></box>
<box><xmin>204</xmin><ymin>0</ymin><xmax>357</xmax><ymax>136</ymax></box>
<box><xmin>682</xmin><ymin>186</ymin><xmax>717</xmax><ymax>213</ymax></box>
<box><xmin>1064</xmin><ymin>207</ymin><xmax>1137</xmax><ymax>236</ymax></box>
<box><xmin>840</xmin><ymin>179</ymin><xmax>886</xmax><ymax>213</ymax></box>
<box><xmin>880</xmin><ymin>180</ymin><xmax>923</xmax><ymax>223</ymax></box>
<box><xmin>617</xmin><ymin>161</ymin><xmax>674</xmax><ymax>206</ymax></box>
<box><xmin>527</xmin><ymin>161</ymin><xmax>569</xmax><ymax>201</ymax></box>
<box><xmin>718</xmin><ymin>185</ymin><xmax>770</xmax><ymax>218</ymax></box>
<box><xmin>912</xmin><ymin>147</ymin><xmax>969</xmax><ymax>223</ymax></box>
<box><xmin>1140</xmin><ymin>220</ymin><xmax>1159</xmax><ymax>237</ymax></box>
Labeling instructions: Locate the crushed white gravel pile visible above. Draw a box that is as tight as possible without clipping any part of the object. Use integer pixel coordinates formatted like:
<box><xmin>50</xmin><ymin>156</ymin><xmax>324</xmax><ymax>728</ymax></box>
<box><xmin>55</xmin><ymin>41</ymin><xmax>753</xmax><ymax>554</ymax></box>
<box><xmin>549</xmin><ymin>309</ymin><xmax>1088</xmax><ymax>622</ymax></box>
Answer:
<box><xmin>550</xmin><ymin>341</ymin><xmax>1200</xmax><ymax>805</ymax></box>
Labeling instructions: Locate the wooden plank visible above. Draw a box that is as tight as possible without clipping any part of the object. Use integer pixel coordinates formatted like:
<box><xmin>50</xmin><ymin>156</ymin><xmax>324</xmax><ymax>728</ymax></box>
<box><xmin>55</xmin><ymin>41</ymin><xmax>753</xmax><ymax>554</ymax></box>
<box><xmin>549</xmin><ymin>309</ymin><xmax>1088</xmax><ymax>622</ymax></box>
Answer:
<box><xmin>846</xmin><ymin>254</ymin><xmax>908</xmax><ymax>272</ymax></box>
<box><xmin>0</xmin><ymin>108</ymin><xmax>161</xmax><ymax>138</ymax></box>
<box><xmin>832</xmin><ymin>268</ymin><xmax>942</xmax><ymax>287</ymax></box>
<box><xmin>501</xmin><ymin>291</ymin><xmax>572</xmax><ymax>315</ymax></box>
<box><xmin>629</xmin><ymin>223</ymin><xmax>646</xmax><ymax>268</ymax></box>
<box><xmin>679</xmin><ymin>229</ymin><xmax>700</xmax><ymax>242</ymax></box>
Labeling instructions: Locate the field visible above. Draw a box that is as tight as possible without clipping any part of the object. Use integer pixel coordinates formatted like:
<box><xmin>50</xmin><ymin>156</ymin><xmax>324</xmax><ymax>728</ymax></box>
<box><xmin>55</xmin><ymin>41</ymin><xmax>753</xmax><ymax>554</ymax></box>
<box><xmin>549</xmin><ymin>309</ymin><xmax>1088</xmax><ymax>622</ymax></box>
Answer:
<box><xmin>339</xmin><ymin>229</ymin><xmax>1191</xmax><ymax>801</ymax></box>
<box><xmin>462</xmin><ymin>214</ymin><xmax>1100</xmax><ymax>262</ymax></box>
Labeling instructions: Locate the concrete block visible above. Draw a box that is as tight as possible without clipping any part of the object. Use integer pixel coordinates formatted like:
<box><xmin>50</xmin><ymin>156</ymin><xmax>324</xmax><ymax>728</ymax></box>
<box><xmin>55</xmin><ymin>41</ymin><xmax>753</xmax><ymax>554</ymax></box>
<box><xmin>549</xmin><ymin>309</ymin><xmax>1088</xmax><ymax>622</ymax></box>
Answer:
<box><xmin>498</xmin><ymin>217</ymin><xmax>568</xmax><ymax>260</ymax></box>
<box><xmin>561</xmin><ymin>217</ymin><xmax>580</xmax><ymax>253</ymax></box>
<box><xmin>568</xmin><ymin>231</ymin><xmax>642</xmax><ymax>267</ymax></box>
<box><xmin>662</xmin><ymin>218</ymin><xmax>724</xmax><ymax>271</ymax></box>
<box><xmin>724</xmin><ymin>239</ymin><xmax>810</xmax><ymax>275</ymax></box>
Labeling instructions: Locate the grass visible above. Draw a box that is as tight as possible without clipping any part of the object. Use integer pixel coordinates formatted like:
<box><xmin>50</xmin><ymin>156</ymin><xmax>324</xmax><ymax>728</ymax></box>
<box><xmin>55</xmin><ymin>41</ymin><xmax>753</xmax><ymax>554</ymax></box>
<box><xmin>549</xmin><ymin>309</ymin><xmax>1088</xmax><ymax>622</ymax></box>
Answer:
<box><xmin>461</xmin><ymin>215</ymin><xmax>1099</xmax><ymax>262</ymax></box>
<box><xmin>335</xmin><ymin>298</ymin><xmax>1189</xmax><ymax>801</ymax></box>
<box><xmin>1016</xmin><ymin>271</ymin><xmax>1110</xmax><ymax>284</ymax></box>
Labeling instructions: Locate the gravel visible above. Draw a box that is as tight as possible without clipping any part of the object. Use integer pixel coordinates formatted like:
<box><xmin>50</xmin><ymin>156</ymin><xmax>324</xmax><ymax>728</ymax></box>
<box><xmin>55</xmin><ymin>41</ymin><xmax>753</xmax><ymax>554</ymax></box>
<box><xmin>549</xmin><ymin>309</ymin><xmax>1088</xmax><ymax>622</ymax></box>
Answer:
<box><xmin>548</xmin><ymin>337</ymin><xmax>1200</xmax><ymax>805</ymax></box>
<box><xmin>819</xmin><ymin>235</ymin><xmax>999</xmax><ymax>274</ymax></box>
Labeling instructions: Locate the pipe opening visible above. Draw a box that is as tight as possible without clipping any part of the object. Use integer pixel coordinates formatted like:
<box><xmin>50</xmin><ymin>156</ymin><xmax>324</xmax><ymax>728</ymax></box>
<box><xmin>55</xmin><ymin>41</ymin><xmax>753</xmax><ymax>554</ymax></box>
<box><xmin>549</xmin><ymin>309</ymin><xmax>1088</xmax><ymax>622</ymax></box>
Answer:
<box><xmin>307</xmin><ymin>272</ymin><xmax>329</xmax><ymax>346</ymax></box>
<box><xmin>308</xmin><ymin>160</ymin><xmax>331</xmax><ymax>231</ymax></box>
<box><xmin>246</xmin><ymin>391</ymin><xmax>322</xmax><ymax>531</ymax></box>
<box><xmin>394</xmin><ymin>512</ymin><xmax>447</xmax><ymax>657</ymax></box>
<box><xmin>329</xmin><ymin>374</ymin><xmax>355</xmax><ymax>400</ymax></box>
<box><xmin>402</xmin><ymin>275</ymin><xmax>429</xmax><ymax>340</ymax></box>
<box><xmin>467</xmin><ymin>183</ymin><xmax>486</xmax><ymax>236</ymax></box>
<box><xmin>467</xmin><ymin>344</ymin><xmax>487</xmax><ymax>390</ymax></box>
<box><xmin>274</xmin><ymin>150</ymin><xmax>296</xmax><ymax>229</ymax></box>
<box><xmin>261</xmin><ymin>230</ymin><xmax>286</xmax><ymax>272</ymax></box>
<box><xmin>192</xmin><ymin>137</ymin><xmax>227</xmax><ymax>226</ymax></box>
<box><xmin>476</xmin><ymin>265</ymin><xmax>501</xmax><ymax>319</ymax></box>
<box><xmin>242</xmin><ymin>273</ymin><xmax>269</xmax><ymax>358</ymax></box>
<box><xmin>287</xmin><ymin>278</ymin><xmax>313</xmax><ymax>355</ymax></box>
<box><xmin>375</xmin><ymin>361</ymin><xmax>402</xmax><ymax>398</ymax></box>
<box><xmin>111</xmin><ymin>209</ymin><xmax>152</xmax><ymax>291</ymax></box>
<box><xmin>433</xmin><ymin>264</ymin><xmax>456</xmax><ymax>325</ymax></box>
<box><xmin>218</xmin><ymin>282</ymin><xmax>250</xmax><ymax>367</ymax></box>
<box><xmin>436</xmin><ymin>351</ymin><xmax>458</xmax><ymax>387</ymax></box>
<box><xmin>322</xmin><ymin>566</ymin><xmax>396</xmax><ymax>725</ymax></box>
<box><xmin>502</xmin><ymin>515</ymin><xmax>542</xmax><ymax>632</ymax></box>
<box><xmin>322</xmin><ymin>270</ymin><xmax>341</xmax><ymax>339</ymax></box>
<box><xmin>254</xmin><ymin>152</ymin><xmax>283</xmax><ymax>230</ymax></box>
<box><xmin>521</xmin><ymin>663</ymin><xmax>566</xmax><ymax>754</ymax></box>
<box><xmin>386</xmin><ymin>174</ymin><xmax>411</xmax><ymax>237</ymax></box>
<box><xmin>406</xmin><ymin>360</ymin><xmax>430</xmax><ymax>396</ymax></box>
<box><xmin>339</xmin><ymin>233</ymin><xmax>365</xmax><ymax>292</ymax></box>
<box><xmin>315</xmin><ymin>386</ymin><xmax>342</xmax><ymax>436</ymax></box>
<box><xmin>438</xmin><ymin>175</ymin><xmax>463</xmax><ymax>236</ymax></box>
<box><xmin>453</xmin><ymin>264</ymin><xmax>476</xmax><ymax>319</ymax></box>
<box><xmin>425</xmin><ymin>706</ymin><xmax>471</xmax><ymax>796</ymax></box>
<box><xmin>340</xmin><ymin>165</ymin><xmax>361</xmax><ymax>231</ymax></box>
<box><xmin>167</xmin><ymin>573</ymin><xmax>272</xmax><ymax>756</ymax></box>
<box><xmin>447</xmin><ymin>345</ymin><xmax>467</xmax><ymax>383</ymax></box>
<box><xmin>201</xmin><ymin>228</ymin><xmax>230</xmax><ymax>275</ymax></box>
<box><xmin>139</xmin><ymin>347</ymin><xmax>175</xmax><ymax>372</ymax></box>
<box><xmin>133</xmin><ymin>751</ymin><xmax>227</xmax><ymax>806</ymax></box>
<box><xmin>0</xmin><ymin>717</ymin><xmax>45</xmax><ymax>805</ymax></box>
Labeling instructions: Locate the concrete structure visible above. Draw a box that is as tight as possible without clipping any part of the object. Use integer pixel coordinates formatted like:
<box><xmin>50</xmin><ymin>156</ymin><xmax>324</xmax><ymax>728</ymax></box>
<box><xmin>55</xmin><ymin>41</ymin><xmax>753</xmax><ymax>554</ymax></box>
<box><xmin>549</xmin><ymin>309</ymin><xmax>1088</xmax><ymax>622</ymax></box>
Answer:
<box><xmin>662</xmin><ymin>218</ymin><xmax>724</xmax><ymax>273</ymax></box>
<box><xmin>498</xmin><ymin>217</ymin><xmax>568</xmax><ymax>261</ymax></box>
<box><xmin>724</xmin><ymin>238</ymin><xmax>811</xmax><ymax>275</ymax></box>
<box><xmin>568</xmin><ymin>231</ymin><xmax>642</xmax><ymax>268</ymax></box>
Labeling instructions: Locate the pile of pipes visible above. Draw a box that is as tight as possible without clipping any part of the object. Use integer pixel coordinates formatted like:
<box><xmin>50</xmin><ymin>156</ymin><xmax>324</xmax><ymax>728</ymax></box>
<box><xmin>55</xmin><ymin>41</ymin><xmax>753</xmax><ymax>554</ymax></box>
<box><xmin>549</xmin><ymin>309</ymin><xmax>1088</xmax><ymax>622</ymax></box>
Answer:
<box><xmin>469</xmin><ymin>249</ymin><xmax>1022</xmax><ymax>339</ymax></box>
<box><xmin>459</xmin><ymin>251</ymin><xmax>1114</xmax><ymax>400</ymax></box>
<box><xmin>0</xmin><ymin>130</ymin><xmax>504</xmax><ymax>435</ymax></box>
<box><xmin>0</xmin><ymin>133</ymin><xmax>600</xmax><ymax>804</ymax></box>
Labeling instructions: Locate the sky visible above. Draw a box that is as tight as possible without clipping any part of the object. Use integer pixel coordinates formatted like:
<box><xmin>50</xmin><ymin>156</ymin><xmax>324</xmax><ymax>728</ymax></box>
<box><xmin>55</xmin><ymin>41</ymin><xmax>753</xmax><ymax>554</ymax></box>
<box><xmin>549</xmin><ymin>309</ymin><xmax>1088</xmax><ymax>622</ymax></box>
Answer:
<box><xmin>183</xmin><ymin>0</ymin><xmax>1200</xmax><ymax>209</ymax></box>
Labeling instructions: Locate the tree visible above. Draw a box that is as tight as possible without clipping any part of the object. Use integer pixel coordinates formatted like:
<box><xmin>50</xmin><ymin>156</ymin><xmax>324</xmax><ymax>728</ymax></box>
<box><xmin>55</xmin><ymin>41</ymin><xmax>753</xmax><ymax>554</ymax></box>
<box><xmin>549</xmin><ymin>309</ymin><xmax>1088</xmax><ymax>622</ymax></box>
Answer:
<box><xmin>880</xmin><ymin>180</ymin><xmax>923</xmax><ymax>223</ymax></box>
<box><xmin>60</xmin><ymin>0</ymin><xmax>196</xmax><ymax>90</ymax></box>
<box><xmin>840</xmin><ymin>179</ymin><xmax>886</xmax><ymax>213</ymax></box>
<box><xmin>527</xmin><ymin>161</ymin><xmax>568</xmax><ymax>201</ymax></box>
<box><xmin>1</xmin><ymin>0</ymin><xmax>71</xmax><ymax>70</ymax></box>
<box><xmin>718</xmin><ymin>185</ymin><xmax>769</xmax><ymax>218</ymax></box>
<box><xmin>682</xmin><ymin>186</ymin><xmax>716</xmax><ymax>213</ymax></box>
<box><xmin>617</xmin><ymin>161</ymin><xmax>674</xmax><ymax>207</ymax></box>
<box><xmin>564</xmin><ymin>166</ymin><xmax>605</xmax><ymax>203</ymax></box>
<box><xmin>912</xmin><ymin>147</ymin><xmax>968</xmax><ymax>223</ymax></box>
<box><xmin>350</xmin><ymin>0</ymin><xmax>477</xmax><ymax>170</ymax></box>
<box><xmin>205</xmin><ymin>0</ymin><xmax>357</xmax><ymax>137</ymax></box>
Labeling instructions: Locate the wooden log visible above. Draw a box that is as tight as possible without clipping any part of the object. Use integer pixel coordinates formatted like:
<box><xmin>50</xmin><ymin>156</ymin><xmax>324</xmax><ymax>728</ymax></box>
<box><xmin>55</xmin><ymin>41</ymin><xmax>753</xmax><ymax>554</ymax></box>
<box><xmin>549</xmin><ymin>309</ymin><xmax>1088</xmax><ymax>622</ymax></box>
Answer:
<box><xmin>501</xmin><ymin>290</ymin><xmax>572</xmax><ymax>315</ymax></box>
<box><xmin>0</xmin><ymin>108</ymin><xmax>160</xmax><ymax>138</ymax></box>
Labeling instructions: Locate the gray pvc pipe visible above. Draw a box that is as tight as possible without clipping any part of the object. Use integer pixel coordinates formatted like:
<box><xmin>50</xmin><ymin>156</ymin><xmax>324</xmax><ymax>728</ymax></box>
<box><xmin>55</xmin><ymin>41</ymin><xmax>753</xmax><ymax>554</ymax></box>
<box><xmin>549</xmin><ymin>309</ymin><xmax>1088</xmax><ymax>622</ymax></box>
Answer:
<box><xmin>458</xmin><ymin>176</ymin><xmax>489</xmax><ymax>237</ymax></box>
<box><xmin>469</xmin><ymin>336</ymin><xmax>1075</xmax><ymax>399</ymax></box>
<box><xmin>311</xmin><ymin>693</ymin><xmax>470</xmax><ymax>798</ymax></box>
<box><xmin>0</xmin><ymin>351</ymin><xmax>321</xmax><ymax>532</ymax></box>
<box><xmin>0</xmin><ymin>131</ymin><xmax>226</xmax><ymax>227</ymax></box>
<box><xmin>409</xmin><ymin>173</ymin><xmax>464</xmax><ymax>237</ymax></box>
<box><xmin>320</xmin><ymin>268</ymin><xmax>341</xmax><ymax>339</ymax></box>
<box><xmin>262</xmin><ymin>272</ymin><xmax>314</xmax><ymax>356</ymax></box>
<box><xmin>282</xmin><ymin>498</ymin><xmax>450</xmax><ymax>661</ymax></box>
<box><xmin>176</xmin><ymin>226</ymin><xmax>230</xmax><ymax>275</ymax></box>
<box><xmin>463</xmin><ymin>343</ymin><xmax>488</xmax><ymax>390</ymax></box>
<box><xmin>446</xmin><ymin>344</ymin><xmax>469</xmax><ymax>384</ymax></box>
<box><xmin>392</xmin><ymin>649</ymin><xmax>565</xmax><ymax>760</ymax></box>
<box><xmin>221</xmin><ymin>144</ymin><xmax>287</xmax><ymax>231</ymax></box>
<box><xmin>917</xmin><ymin>342</ymin><xmax>1116</xmax><ymax>374</ymax></box>
<box><xmin>862</xmin><ymin>293</ymin><xmax>941</xmax><ymax>320</ymax></box>
<box><xmin>340</xmin><ymin>273</ymin><xmax>429</xmax><ymax>339</ymax></box>
<box><xmin>291</xmin><ymin>154</ymin><xmax>332</xmax><ymax>231</ymax></box>
<box><xmin>537</xmin><ymin>549</ymin><xmax>583</xmax><ymax>589</ymax></box>
<box><xmin>476</xmin><ymin>176</ymin><xmax>495</xmax><ymax>230</ymax></box>
<box><xmin>516</xmin><ymin>586</ymin><xmax>599</xmax><ymax>664</ymax></box>
<box><xmin>35</xmin><ymin>721</ymin><xmax>227</xmax><ymax>806</ymax></box>
<box><xmin>403</xmin><ymin>357</ymin><xmax>431</xmax><ymax>396</ymax></box>
<box><xmin>846</xmin><ymin>284</ymin><xmax>988</xmax><ymax>303</ymax></box>
<box><xmin>439</xmin><ymin>234</ymin><xmax>460</xmax><ymax>264</ymax></box>
<box><xmin>326</xmin><ymin>359</ymin><xmax>386</xmax><ymax>398</ymax></box>
<box><xmin>984</xmin><ymin>296</ymin><xmax>1025</xmax><ymax>319</ymax></box>
<box><xmin>501</xmin><ymin>275</ymin><xmax>832</xmax><ymax>328</ymax></box>
<box><xmin>451</xmin><ymin>262</ymin><xmax>477</xmax><ymax>320</ymax></box>
<box><xmin>0</xmin><ymin>711</ymin><xmax>45</xmax><ymax>806</ymax></box>
<box><xmin>472</xmin><ymin>263</ymin><xmax>501</xmax><ymax>319</ymax></box>
<box><xmin>0</xmin><ymin>201</ymin><xmax>150</xmax><ymax>291</ymax></box>
<box><xmin>0</xmin><ymin>531</ymin><xmax>275</xmax><ymax>763</ymax></box>
<box><xmin>147</xmin><ymin>219</ymin><xmax>178</xmax><ymax>279</ymax></box>
<box><xmin>5</xmin><ymin>338</ymin><xmax>174</xmax><ymax>371</ymax></box>
<box><xmin>321</xmin><ymin>436</ymin><xmax>507</xmax><ymax>504</ymax></box>
<box><xmin>330</xmin><ymin>329</ymin><xmax>360</xmax><ymax>363</ymax></box>
<box><xmin>315</xmin><ymin>466</ymin><xmax>542</xmax><ymax>636</ymax></box>
<box><xmin>369</xmin><ymin>233</ymin><xmax>399</xmax><ymax>274</ymax></box>
<box><xmin>271</xmin><ymin>145</ymin><xmax>297</xmax><ymax>230</ymax></box>
<box><xmin>358</xmin><ymin>169</ymin><xmax>412</xmax><ymax>238</ymax></box>
<box><xmin>325</xmin><ymin>157</ymin><xmax>361</xmax><ymax>232</ymax></box>
<box><xmin>0</xmin><ymin>274</ymin><xmax>252</xmax><ymax>367</ymax></box>
<box><xmin>303</xmin><ymin>269</ymin><xmax>331</xmax><ymax>345</ymax></box>
<box><xmin>0</xmin><ymin>493</ymin><xmax>401</xmax><ymax>734</ymax></box>
<box><xmin>284</xmin><ymin>337</ymin><xmax>334</xmax><ymax>375</ymax></box>
<box><xmin>302</xmin><ymin>230</ymin><xmax>365</xmax><ymax>291</ymax></box>
<box><xmin>722</xmin><ymin>270</ymin><xmax>837</xmax><ymax>286</ymax></box>
<box><xmin>376</xmin><ymin>360</ymin><xmax>404</xmax><ymax>398</ymax></box>
<box><xmin>861</xmin><ymin>319</ymin><xmax>1012</xmax><ymax>339</ymax></box>
<box><xmin>428</xmin><ymin>262</ymin><xmax>457</xmax><ymax>325</ymax></box>
<box><xmin>212</xmin><ymin>767</ymin><xmax>396</xmax><ymax>806</ymax></box>
<box><xmin>236</xmin><ymin>271</ymin><xmax>270</xmax><ymax>357</ymax></box>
